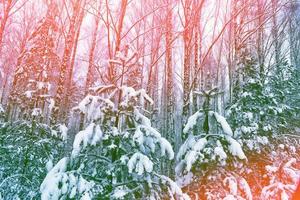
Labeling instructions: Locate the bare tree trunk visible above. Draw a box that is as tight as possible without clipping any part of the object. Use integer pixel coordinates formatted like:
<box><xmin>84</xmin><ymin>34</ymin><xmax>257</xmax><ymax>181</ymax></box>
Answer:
<box><xmin>288</xmin><ymin>0</ymin><xmax>300</xmax><ymax>68</ymax></box>
<box><xmin>84</xmin><ymin>4</ymin><xmax>101</xmax><ymax>96</ymax></box>
<box><xmin>110</xmin><ymin>0</ymin><xmax>128</xmax><ymax>83</ymax></box>
<box><xmin>257</xmin><ymin>0</ymin><xmax>265</xmax><ymax>79</ymax></box>
<box><xmin>52</xmin><ymin>0</ymin><xmax>83</xmax><ymax>124</ymax></box>
<box><xmin>146</xmin><ymin>5</ymin><xmax>161</xmax><ymax>108</ymax></box>
<box><xmin>182</xmin><ymin>0</ymin><xmax>196</xmax><ymax>140</ymax></box>
<box><xmin>0</xmin><ymin>0</ymin><xmax>12</xmax><ymax>55</ymax></box>
<box><xmin>115</xmin><ymin>0</ymin><xmax>128</xmax><ymax>54</ymax></box>
<box><xmin>105</xmin><ymin>0</ymin><xmax>113</xmax><ymax>80</ymax></box>
<box><xmin>63</xmin><ymin>2</ymin><xmax>86</xmax><ymax>121</ymax></box>
<box><xmin>165</xmin><ymin>1</ymin><xmax>174</xmax><ymax>146</ymax></box>
<box><xmin>192</xmin><ymin>21</ymin><xmax>199</xmax><ymax>114</ymax></box>
<box><xmin>146</xmin><ymin>9</ymin><xmax>161</xmax><ymax>126</ymax></box>
<box><xmin>228</xmin><ymin>0</ymin><xmax>240</xmax><ymax>102</ymax></box>
<box><xmin>271</xmin><ymin>0</ymin><xmax>281</xmax><ymax>74</ymax></box>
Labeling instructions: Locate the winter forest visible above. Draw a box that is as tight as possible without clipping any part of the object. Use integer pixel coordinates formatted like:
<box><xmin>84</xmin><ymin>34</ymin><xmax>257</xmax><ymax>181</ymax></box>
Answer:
<box><xmin>0</xmin><ymin>0</ymin><xmax>300</xmax><ymax>199</ymax></box>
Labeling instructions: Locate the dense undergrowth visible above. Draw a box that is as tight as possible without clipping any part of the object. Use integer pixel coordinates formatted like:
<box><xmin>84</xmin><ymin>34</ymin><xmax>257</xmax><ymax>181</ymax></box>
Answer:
<box><xmin>0</xmin><ymin>112</ymin><xmax>299</xmax><ymax>199</ymax></box>
<box><xmin>0</xmin><ymin>121</ymin><xmax>65</xmax><ymax>199</ymax></box>
<box><xmin>182</xmin><ymin>135</ymin><xmax>300</xmax><ymax>199</ymax></box>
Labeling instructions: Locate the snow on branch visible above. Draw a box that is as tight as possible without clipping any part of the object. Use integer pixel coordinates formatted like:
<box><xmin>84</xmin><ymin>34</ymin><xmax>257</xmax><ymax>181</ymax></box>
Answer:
<box><xmin>40</xmin><ymin>157</ymin><xmax>94</xmax><ymax>200</ymax></box>
<box><xmin>108</xmin><ymin>59</ymin><xmax>122</xmax><ymax>66</ymax></box>
<box><xmin>154</xmin><ymin>173</ymin><xmax>191</xmax><ymax>200</ymax></box>
<box><xmin>183</xmin><ymin>111</ymin><xmax>203</xmax><ymax>134</ymax></box>
<box><xmin>51</xmin><ymin>124</ymin><xmax>68</xmax><ymax>141</ymax></box>
<box><xmin>72</xmin><ymin>95</ymin><xmax>114</xmax><ymax>122</ymax></box>
<box><xmin>177</xmin><ymin>110</ymin><xmax>247</xmax><ymax>175</ymax></box>
<box><xmin>89</xmin><ymin>84</ymin><xmax>116</xmax><ymax>94</ymax></box>
<box><xmin>127</xmin><ymin>152</ymin><xmax>153</xmax><ymax>175</ymax></box>
<box><xmin>121</xmin><ymin>86</ymin><xmax>154</xmax><ymax>106</ymax></box>
<box><xmin>133</xmin><ymin>124</ymin><xmax>174</xmax><ymax>160</ymax></box>
<box><xmin>72</xmin><ymin>123</ymin><xmax>103</xmax><ymax>157</ymax></box>
<box><xmin>225</xmin><ymin>136</ymin><xmax>247</xmax><ymax>160</ymax></box>
<box><xmin>213</xmin><ymin>112</ymin><xmax>233</xmax><ymax>136</ymax></box>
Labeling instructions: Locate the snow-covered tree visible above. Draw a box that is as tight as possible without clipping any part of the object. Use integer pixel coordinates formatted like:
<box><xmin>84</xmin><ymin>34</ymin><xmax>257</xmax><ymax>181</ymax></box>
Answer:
<box><xmin>227</xmin><ymin>52</ymin><xmax>297</xmax><ymax>152</ymax></box>
<box><xmin>0</xmin><ymin>120</ymin><xmax>66</xmax><ymax>199</ymax></box>
<box><xmin>177</xmin><ymin>88</ymin><xmax>246</xmax><ymax>174</ymax></box>
<box><xmin>224</xmin><ymin>50</ymin><xmax>300</xmax><ymax>199</ymax></box>
<box><xmin>176</xmin><ymin>88</ymin><xmax>247</xmax><ymax>199</ymax></box>
<box><xmin>41</xmin><ymin>86</ymin><xmax>189</xmax><ymax>199</ymax></box>
<box><xmin>7</xmin><ymin>2</ymin><xmax>60</xmax><ymax>124</ymax></box>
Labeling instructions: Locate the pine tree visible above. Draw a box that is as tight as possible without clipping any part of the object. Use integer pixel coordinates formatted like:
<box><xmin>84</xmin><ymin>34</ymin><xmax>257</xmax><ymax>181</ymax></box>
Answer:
<box><xmin>176</xmin><ymin>87</ymin><xmax>247</xmax><ymax>199</ymax></box>
<box><xmin>227</xmin><ymin>50</ymin><xmax>297</xmax><ymax>152</ymax></box>
<box><xmin>7</xmin><ymin>2</ymin><xmax>60</xmax><ymax>124</ymax></box>
<box><xmin>41</xmin><ymin>86</ymin><xmax>189</xmax><ymax>199</ymax></box>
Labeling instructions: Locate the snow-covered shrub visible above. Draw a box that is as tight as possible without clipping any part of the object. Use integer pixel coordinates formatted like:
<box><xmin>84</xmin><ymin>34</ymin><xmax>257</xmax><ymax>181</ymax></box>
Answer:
<box><xmin>176</xmin><ymin>106</ymin><xmax>247</xmax><ymax>199</ymax></box>
<box><xmin>0</xmin><ymin>120</ymin><xmax>65</xmax><ymax>199</ymax></box>
<box><xmin>179</xmin><ymin>166</ymin><xmax>253</xmax><ymax>200</ymax></box>
<box><xmin>176</xmin><ymin>111</ymin><xmax>246</xmax><ymax>176</ymax></box>
<box><xmin>40</xmin><ymin>157</ymin><xmax>94</xmax><ymax>200</ymax></box>
<box><xmin>227</xmin><ymin>75</ymin><xmax>293</xmax><ymax>139</ymax></box>
<box><xmin>41</xmin><ymin>86</ymin><xmax>189</xmax><ymax>199</ymax></box>
<box><xmin>225</xmin><ymin>135</ymin><xmax>300</xmax><ymax>200</ymax></box>
<box><xmin>260</xmin><ymin>139</ymin><xmax>300</xmax><ymax>200</ymax></box>
<box><xmin>221</xmin><ymin>175</ymin><xmax>252</xmax><ymax>200</ymax></box>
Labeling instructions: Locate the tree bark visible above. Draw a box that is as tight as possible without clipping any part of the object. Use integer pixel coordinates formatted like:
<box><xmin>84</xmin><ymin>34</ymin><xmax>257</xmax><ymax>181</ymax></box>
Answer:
<box><xmin>52</xmin><ymin>0</ymin><xmax>83</xmax><ymax>124</ymax></box>
<box><xmin>85</xmin><ymin>4</ymin><xmax>101</xmax><ymax>96</ymax></box>
<box><xmin>0</xmin><ymin>0</ymin><xmax>12</xmax><ymax>55</ymax></box>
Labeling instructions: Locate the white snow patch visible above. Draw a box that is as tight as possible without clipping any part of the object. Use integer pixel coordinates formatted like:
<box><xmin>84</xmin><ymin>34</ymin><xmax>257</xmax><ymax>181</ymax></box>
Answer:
<box><xmin>226</xmin><ymin>136</ymin><xmax>246</xmax><ymax>160</ymax></box>
<box><xmin>40</xmin><ymin>157</ymin><xmax>69</xmax><ymax>200</ymax></box>
<box><xmin>223</xmin><ymin>194</ymin><xmax>236</xmax><ymax>200</ymax></box>
<box><xmin>214</xmin><ymin>146</ymin><xmax>227</xmax><ymax>161</ymax></box>
<box><xmin>134</xmin><ymin>108</ymin><xmax>151</xmax><ymax>127</ymax></box>
<box><xmin>32</xmin><ymin>108</ymin><xmax>42</xmax><ymax>116</ymax></box>
<box><xmin>73</xmin><ymin>95</ymin><xmax>114</xmax><ymax>122</ymax></box>
<box><xmin>127</xmin><ymin>152</ymin><xmax>153</xmax><ymax>175</ymax></box>
<box><xmin>112</xmin><ymin>187</ymin><xmax>127</xmax><ymax>199</ymax></box>
<box><xmin>58</xmin><ymin>124</ymin><xmax>68</xmax><ymax>141</ymax></box>
<box><xmin>223</xmin><ymin>176</ymin><xmax>237</xmax><ymax>195</ymax></box>
<box><xmin>0</xmin><ymin>104</ymin><xmax>4</xmax><ymax>113</ymax></box>
<box><xmin>159</xmin><ymin>175</ymin><xmax>191</xmax><ymax>200</ymax></box>
<box><xmin>176</xmin><ymin>136</ymin><xmax>196</xmax><ymax>161</ymax></box>
<box><xmin>72</xmin><ymin>123</ymin><xmax>103</xmax><ymax>157</ymax></box>
<box><xmin>46</xmin><ymin>156</ymin><xmax>53</xmax><ymax>172</ymax></box>
<box><xmin>176</xmin><ymin>172</ymin><xmax>194</xmax><ymax>187</ymax></box>
<box><xmin>24</xmin><ymin>90</ymin><xmax>34</xmax><ymax>98</ymax></box>
<box><xmin>48</xmin><ymin>98</ymin><xmax>55</xmax><ymax>112</ymax></box>
<box><xmin>213</xmin><ymin>112</ymin><xmax>233</xmax><ymax>136</ymax></box>
<box><xmin>159</xmin><ymin>137</ymin><xmax>174</xmax><ymax>160</ymax></box>
<box><xmin>239</xmin><ymin>177</ymin><xmax>252</xmax><ymax>200</ymax></box>
<box><xmin>192</xmin><ymin>138</ymin><xmax>208</xmax><ymax>152</ymax></box>
<box><xmin>183</xmin><ymin>111</ymin><xmax>203</xmax><ymax>134</ymax></box>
